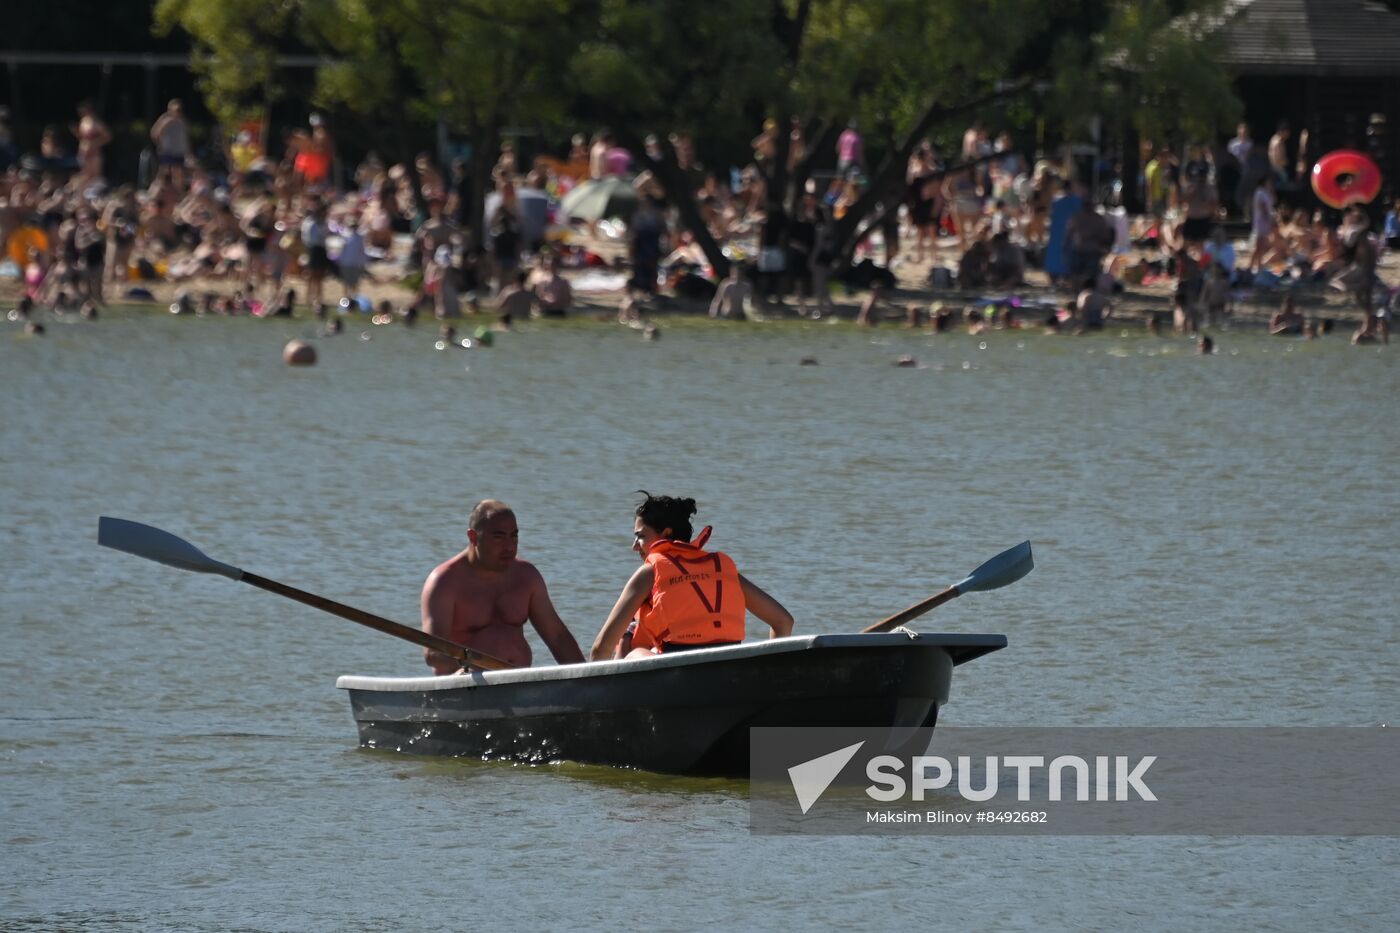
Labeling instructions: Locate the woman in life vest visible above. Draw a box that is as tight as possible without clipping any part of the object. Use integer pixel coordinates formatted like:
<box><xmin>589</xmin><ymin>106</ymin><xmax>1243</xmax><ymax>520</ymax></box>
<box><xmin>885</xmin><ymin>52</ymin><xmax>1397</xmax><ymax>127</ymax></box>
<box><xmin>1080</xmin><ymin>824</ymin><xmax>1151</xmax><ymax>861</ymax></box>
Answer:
<box><xmin>589</xmin><ymin>493</ymin><xmax>794</xmax><ymax>661</ymax></box>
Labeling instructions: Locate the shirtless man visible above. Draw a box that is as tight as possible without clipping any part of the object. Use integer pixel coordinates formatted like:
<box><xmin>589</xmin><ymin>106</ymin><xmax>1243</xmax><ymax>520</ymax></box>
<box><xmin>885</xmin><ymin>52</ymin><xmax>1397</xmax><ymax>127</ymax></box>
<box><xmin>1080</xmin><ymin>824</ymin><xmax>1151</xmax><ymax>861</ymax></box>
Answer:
<box><xmin>528</xmin><ymin>254</ymin><xmax>572</xmax><ymax>316</ymax></box>
<box><xmin>1267</xmin><ymin>122</ymin><xmax>1291</xmax><ymax>186</ymax></box>
<box><xmin>150</xmin><ymin>100</ymin><xmax>189</xmax><ymax>187</ymax></box>
<box><xmin>420</xmin><ymin>500</ymin><xmax>584</xmax><ymax>672</ymax></box>
<box><xmin>1269</xmin><ymin>294</ymin><xmax>1304</xmax><ymax>336</ymax></box>
<box><xmin>856</xmin><ymin>281</ymin><xmax>884</xmax><ymax>326</ymax></box>
<box><xmin>1179</xmin><ymin>174</ymin><xmax>1219</xmax><ymax>249</ymax></box>
<box><xmin>709</xmin><ymin>263</ymin><xmax>753</xmax><ymax>319</ymax></box>
<box><xmin>72</xmin><ymin>102</ymin><xmax>111</xmax><ymax>182</ymax></box>
<box><xmin>495</xmin><ymin>270</ymin><xmax>535</xmax><ymax>325</ymax></box>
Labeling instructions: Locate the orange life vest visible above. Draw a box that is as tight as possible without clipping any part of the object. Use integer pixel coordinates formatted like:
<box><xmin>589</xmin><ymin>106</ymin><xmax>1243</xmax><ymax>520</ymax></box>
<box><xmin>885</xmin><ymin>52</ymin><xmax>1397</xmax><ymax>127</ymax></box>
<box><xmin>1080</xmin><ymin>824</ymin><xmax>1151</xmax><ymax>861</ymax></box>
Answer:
<box><xmin>626</xmin><ymin>527</ymin><xmax>710</xmax><ymax>653</ymax></box>
<box><xmin>629</xmin><ymin>600</ymin><xmax>660</xmax><ymax>652</ymax></box>
<box><xmin>636</xmin><ymin>537</ymin><xmax>746</xmax><ymax>649</ymax></box>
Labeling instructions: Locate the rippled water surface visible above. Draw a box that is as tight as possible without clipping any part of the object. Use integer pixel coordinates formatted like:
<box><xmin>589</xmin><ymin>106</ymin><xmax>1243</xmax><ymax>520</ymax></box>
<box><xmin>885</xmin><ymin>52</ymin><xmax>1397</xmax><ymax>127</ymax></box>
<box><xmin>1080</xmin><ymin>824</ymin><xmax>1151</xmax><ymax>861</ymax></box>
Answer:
<box><xmin>2</xmin><ymin>310</ymin><xmax>1397</xmax><ymax>930</ymax></box>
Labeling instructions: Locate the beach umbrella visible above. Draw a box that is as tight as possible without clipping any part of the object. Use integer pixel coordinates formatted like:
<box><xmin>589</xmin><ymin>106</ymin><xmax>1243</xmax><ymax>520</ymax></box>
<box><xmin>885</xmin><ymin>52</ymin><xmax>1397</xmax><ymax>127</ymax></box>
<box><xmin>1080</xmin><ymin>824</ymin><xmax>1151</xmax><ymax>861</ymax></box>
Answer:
<box><xmin>482</xmin><ymin>187</ymin><xmax>549</xmax><ymax>245</ymax></box>
<box><xmin>559</xmin><ymin>177</ymin><xmax>639</xmax><ymax>222</ymax></box>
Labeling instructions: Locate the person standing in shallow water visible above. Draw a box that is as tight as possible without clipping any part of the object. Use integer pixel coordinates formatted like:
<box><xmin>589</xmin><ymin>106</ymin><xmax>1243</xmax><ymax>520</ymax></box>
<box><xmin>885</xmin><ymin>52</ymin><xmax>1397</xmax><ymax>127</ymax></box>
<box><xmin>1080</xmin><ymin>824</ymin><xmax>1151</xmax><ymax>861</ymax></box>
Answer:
<box><xmin>590</xmin><ymin>493</ymin><xmax>794</xmax><ymax>661</ymax></box>
<box><xmin>421</xmin><ymin>500</ymin><xmax>585</xmax><ymax>672</ymax></box>
<box><xmin>1044</xmin><ymin>179</ymin><xmax>1082</xmax><ymax>285</ymax></box>
<box><xmin>709</xmin><ymin>263</ymin><xmax>753</xmax><ymax>319</ymax></box>
<box><xmin>529</xmin><ymin>254</ymin><xmax>573</xmax><ymax>317</ymax></box>
<box><xmin>300</xmin><ymin>201</ymin><xmax>332</xmax><ymax>310</ymax></box>
<box><xmin>1337</xmin><ymin>207</ymin><xmax>1382</xmax><ymax>343</ymax></box>
<box><xmin>495</xmin><ymin>269</ymin><xmax>534</xmax><ymax>325</ymax></box>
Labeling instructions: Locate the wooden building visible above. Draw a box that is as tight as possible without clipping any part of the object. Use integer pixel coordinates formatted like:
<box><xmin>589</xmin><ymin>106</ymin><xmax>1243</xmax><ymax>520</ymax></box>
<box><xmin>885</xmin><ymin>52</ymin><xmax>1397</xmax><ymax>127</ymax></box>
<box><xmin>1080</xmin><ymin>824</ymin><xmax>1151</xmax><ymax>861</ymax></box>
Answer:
<box><xmin>1215</xmin><ymin>0</ymin><xmax>1400</xmax><ymax>202</ymax></box>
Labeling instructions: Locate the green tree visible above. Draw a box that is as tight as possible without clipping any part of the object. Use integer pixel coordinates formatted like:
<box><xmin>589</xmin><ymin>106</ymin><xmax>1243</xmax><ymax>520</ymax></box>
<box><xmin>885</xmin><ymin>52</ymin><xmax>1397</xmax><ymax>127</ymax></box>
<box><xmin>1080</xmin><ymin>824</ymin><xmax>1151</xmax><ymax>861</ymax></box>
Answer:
<box><xmin>305</xmin><ymin>0</ymin><xmax>576</xmax><ymax>235</ymax></box>
<box><xmin>156</xmin><ymin>0</ymin><xmax>574</xmax><ymax>239</ymax></box>
<box><xmin>1094</xmin><ymin>0</ymin><xmax>1241</xmax><ymax>146</ymax></box>
<box><xmin>565</xmin><ymin>0</ymin><xmax>1238</xmax><ymax>276</ymax></box>
<box><xmin>156</xmin><ymin>0</ymin><xmax>1239</xmax><ymax>276</ymax></box>
<box><xmin>153</xmin><ymin>0</ymin><xmax>299</xmax><ymax>128</ymax></box>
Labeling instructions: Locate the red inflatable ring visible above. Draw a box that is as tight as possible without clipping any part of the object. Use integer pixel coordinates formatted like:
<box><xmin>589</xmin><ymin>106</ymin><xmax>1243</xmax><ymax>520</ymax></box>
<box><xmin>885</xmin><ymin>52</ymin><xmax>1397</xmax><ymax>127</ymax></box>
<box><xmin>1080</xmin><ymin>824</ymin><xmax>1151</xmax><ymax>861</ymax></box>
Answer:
<box><xmin>1311</xmin><ymin>149</ymin><xmax>1382</xmax><ymax>209</ymax></box>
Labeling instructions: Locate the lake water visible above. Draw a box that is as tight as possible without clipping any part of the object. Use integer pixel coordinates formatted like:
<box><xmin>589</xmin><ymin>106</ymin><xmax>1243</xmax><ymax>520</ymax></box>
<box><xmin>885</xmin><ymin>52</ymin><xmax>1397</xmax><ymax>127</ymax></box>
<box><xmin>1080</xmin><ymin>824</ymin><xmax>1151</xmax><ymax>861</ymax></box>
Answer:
<box><xmin>2</xmin><ymin>308</ymin><xmax>1397</xmax><ymax>930</ymax></box>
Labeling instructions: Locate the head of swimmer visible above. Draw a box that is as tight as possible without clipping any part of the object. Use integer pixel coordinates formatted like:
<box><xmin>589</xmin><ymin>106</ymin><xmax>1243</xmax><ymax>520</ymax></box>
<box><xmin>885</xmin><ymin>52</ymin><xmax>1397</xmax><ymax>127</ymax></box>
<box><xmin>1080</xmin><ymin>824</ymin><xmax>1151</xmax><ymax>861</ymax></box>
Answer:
<box><xmin>467</xmin><ymin>499</ymin><xmax>518</xmax><ymax>570</ymax></box>
<box><xmin>632</xmin><ymin>492</ymin><xmax>696</xmax><ymax>558</ymax></box>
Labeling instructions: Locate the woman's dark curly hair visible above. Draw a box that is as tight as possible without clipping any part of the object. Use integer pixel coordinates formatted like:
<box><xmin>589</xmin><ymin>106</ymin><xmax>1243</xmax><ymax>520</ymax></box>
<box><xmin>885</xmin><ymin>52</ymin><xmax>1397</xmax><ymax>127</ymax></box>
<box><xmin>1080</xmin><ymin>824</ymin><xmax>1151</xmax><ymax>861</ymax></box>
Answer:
<box><xmin>634</xmin><ymin>491</ymin><xmax>696</xmax><ymax>542</ymax></box>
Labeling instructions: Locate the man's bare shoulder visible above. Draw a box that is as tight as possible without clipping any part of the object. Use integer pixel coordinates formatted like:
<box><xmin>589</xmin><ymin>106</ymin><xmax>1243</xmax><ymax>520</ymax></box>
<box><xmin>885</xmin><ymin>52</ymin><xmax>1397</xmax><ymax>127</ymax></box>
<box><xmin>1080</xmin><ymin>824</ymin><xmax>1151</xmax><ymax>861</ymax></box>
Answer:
<box><xmin>425</xmin><ymin>550</ymin><xmax>472</xmax><ymax>585</ymax></box>
<box><xmin>507</xmin><ymin>559</ymin><xmax>547</xmax><ymax>587</ymax></box>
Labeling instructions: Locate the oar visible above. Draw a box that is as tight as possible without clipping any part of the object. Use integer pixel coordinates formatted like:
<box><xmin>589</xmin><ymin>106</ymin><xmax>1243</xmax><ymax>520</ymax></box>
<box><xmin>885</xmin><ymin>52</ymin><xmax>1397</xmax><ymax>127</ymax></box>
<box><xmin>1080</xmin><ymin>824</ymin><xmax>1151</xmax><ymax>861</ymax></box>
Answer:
<box><xmin>97</xmin><ymin>516</ymin><xmax>512</xmax><ymax>671</ymax></box>
<box><xmin>862</xmin><ymin>541</ymin><xmax>1033</xmax><ymax>634</ymax></box>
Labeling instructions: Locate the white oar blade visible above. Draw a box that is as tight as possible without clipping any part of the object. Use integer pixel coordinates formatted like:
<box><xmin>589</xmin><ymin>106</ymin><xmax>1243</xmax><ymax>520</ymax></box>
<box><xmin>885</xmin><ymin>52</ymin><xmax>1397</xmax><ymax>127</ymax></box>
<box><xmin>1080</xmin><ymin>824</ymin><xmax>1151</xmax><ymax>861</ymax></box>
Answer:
<box><xmin>955</xmin><ymin>541</ymin><xmax>1033</xmax><ymax>594</ymax></box>
<box><xmin>98</xmin><ymin>517</ymin><xmax>243</xmax><ymax>580</ymax></box>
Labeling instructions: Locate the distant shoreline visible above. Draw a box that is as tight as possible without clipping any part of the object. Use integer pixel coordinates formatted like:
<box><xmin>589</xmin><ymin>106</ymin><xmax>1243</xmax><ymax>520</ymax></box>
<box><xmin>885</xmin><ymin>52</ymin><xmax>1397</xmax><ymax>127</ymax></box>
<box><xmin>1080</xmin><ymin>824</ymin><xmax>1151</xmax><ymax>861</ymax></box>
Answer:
<box><xmin>4</xmin><ymin>228</ymin><xmax>1389</xmax><ymax>330</ymax></box>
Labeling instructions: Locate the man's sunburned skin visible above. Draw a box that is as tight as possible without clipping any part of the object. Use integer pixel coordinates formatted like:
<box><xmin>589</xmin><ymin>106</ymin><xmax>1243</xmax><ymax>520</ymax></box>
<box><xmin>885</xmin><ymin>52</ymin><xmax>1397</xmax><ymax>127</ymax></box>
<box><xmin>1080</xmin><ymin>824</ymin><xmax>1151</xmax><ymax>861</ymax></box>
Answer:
<box><xmin>423</xmin><ymin>557</ymin><xmax>538</xmax><ymax>669</ymax></box>
<box><xmin>421</xmin><ymin>504</ymin><xmax>584</xmax><ymax>673</ymax></box>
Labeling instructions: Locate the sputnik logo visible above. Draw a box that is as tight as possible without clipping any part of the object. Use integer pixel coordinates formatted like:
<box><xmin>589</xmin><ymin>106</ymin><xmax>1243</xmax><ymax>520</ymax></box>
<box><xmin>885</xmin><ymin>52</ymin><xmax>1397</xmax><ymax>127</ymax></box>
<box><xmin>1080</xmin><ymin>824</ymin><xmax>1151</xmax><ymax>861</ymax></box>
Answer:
<box><xmin>787</xmin><ymin>741</ymin><xmax>865</xmax><ymax>814</ymax></box>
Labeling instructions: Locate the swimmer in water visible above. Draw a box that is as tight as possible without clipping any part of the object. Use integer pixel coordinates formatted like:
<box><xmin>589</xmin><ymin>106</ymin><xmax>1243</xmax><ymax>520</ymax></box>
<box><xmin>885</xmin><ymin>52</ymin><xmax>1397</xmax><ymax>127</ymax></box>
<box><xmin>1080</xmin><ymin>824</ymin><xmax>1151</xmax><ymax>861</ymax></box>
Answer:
<box><xmin>856</xmin><ymin>283</ymin><xmax>883</xmax><ymax>327</ymax></box>
<box><xmin>1270</xmin><ymin>294</ymin><xmax>1304</xmax><ymax>336</ymax></box>
<box><xmin>966</xmin><ymin>306</ymin><xmax>989</xmax><ymax>335</ymax></box>
<box><xmin>8</xmin><ymin>296</ymin><xmax>34</xmax><ymax>322</ymax></box>
<box><xmin>436</xmin><ymin>324</ymin><xmax>468</xmax><ymax>350</ymax></box>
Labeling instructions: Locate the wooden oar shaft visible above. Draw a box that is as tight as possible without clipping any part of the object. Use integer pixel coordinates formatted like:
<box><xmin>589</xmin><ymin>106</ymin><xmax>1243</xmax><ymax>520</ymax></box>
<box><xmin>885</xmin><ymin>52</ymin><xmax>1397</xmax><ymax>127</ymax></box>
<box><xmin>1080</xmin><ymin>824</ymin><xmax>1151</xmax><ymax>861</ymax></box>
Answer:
<box><xmin>862</xmin><ymin>585</ymin><xmax>960</xmax><ymax>634</ymax></box>
<box><xmin>241</xmin><ymin>572</ymin><xmax>512</xmax><ymax>671</ymax></box>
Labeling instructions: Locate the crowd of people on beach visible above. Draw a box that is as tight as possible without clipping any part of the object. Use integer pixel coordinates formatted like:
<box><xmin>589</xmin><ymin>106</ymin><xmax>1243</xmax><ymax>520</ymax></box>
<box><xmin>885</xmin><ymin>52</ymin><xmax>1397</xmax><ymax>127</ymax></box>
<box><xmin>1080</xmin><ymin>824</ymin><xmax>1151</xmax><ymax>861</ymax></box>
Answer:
<box><xmin>0</xmin><ymin>102</ymin><xmax>674</xmax><ymax>333</ymax></box>
<box><xmin>1</xmin><ymin>98</ymin><xmax>1395</xmax><ymax>346</ymax></box>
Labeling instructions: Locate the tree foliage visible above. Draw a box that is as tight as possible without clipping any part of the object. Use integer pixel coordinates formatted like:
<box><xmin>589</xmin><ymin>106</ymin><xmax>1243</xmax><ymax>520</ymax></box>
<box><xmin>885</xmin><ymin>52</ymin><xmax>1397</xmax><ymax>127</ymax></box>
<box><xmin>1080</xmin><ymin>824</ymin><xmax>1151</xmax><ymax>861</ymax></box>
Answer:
<box><xmin>1091</xmin><ymin>0</ymin><xmax>1241</xmax><ymax>145</ymax></box>
<box><xmin>155</xmin><ymin>0</ymin><xmax>1239</xmax><ymax>267</ymax></box>
<box><xmin>156</xmin><ymin>0</ymin><xmax>576</xmax><ymax>235</ymax></box>
<box><xmin>154</xmin><ymin>0</ymin><xmax>300</xmax><ymax>126</ymax></box>
<box><xmin>553</xmin><ymin>0</ymin><xmax>1241</xmax><ymax>272</ymax></box>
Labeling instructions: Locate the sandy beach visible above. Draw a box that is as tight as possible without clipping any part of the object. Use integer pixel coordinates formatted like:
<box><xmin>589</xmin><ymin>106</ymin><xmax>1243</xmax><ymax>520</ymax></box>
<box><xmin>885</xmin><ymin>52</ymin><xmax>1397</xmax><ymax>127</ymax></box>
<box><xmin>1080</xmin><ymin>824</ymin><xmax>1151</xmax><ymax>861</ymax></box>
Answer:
<box><xmin>7</xmin><ymin>223</ymin><xmax>1390</xmax><ymax>333</ymax></box>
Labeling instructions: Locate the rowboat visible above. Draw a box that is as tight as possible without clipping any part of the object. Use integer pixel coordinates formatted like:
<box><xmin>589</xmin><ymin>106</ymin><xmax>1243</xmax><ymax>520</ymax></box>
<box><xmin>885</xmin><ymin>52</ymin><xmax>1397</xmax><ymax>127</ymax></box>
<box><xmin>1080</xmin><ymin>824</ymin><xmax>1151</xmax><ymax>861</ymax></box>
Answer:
<box><xmin>336</xmin><ymin>632</ymin><xmax>1006</xmax><ymax>776</ymax></box>
<box><xmin>97</xmin><ymin>518</ymin><xmax>1026</xmax><ymax>777</ymax></box>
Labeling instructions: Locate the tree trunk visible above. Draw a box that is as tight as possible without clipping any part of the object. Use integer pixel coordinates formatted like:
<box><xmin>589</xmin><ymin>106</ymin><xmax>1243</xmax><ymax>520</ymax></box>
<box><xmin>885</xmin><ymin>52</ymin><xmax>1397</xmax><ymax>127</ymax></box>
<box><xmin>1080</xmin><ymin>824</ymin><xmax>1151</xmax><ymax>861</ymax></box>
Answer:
<box><xmin>614</xmin><ymin>128</ymin><xmax>730</xmax><ymax>278</ymax></box>
<box><xmin>467</xmin><ymin>119</ymin><xmax>499</xmax><ymax>255</ymax></box>
<box><xmin>758</xmin><ymin>115</ymin><xmax>793</xmax><ymax>284</ymax></box>
<box><xmin>830</xmin><ymin>81</ymin><xmax>1036</xmax><ymax>264</ymax></box>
